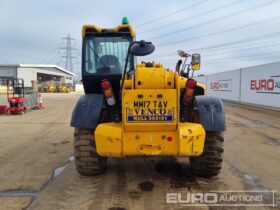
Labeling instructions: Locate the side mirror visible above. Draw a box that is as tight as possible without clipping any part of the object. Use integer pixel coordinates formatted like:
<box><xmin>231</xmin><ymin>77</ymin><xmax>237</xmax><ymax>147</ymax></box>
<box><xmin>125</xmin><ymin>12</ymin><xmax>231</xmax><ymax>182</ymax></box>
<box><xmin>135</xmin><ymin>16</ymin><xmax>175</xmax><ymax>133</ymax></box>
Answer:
<box><xmin>177</xmin><ymin>50</ymin><xmax>189</xmax><ymax>58</ymax></box>
<box><xmin>191</xmin><ymin>54</ymin><xmax>201</xmax><ymax>70</ymax></box>
<box><xmin>130</xmin><ymin>40</ymin><xmax>155</xmax><ymax>56</ymax></box>
<box><xmin>121</xmin><ymin>40</ymin><xmax>154</xmax><ymax>89</ymax></box>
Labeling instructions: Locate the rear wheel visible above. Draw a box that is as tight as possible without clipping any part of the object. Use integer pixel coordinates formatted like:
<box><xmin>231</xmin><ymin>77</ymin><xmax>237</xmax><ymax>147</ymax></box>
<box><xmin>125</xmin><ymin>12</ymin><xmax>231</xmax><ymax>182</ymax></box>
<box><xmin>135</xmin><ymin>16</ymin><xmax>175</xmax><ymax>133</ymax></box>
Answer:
<box><xmin>190</xmin><ymin>132</ymin><xmax>224</xmax><ymax>178</ymax></box>
<box><xmin>74</xmin><ymin>128</ymin><xmax>107</xmax><ymax>176</ymax></box>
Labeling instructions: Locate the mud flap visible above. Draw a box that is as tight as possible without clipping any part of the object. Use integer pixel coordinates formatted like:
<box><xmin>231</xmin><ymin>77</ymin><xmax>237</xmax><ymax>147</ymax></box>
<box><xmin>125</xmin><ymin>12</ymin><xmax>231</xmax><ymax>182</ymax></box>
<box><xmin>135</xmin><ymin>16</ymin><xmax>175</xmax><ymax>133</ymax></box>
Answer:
<box><xmin>194</xmin><ymin>96</ymin><xmax>226</xmax><ymax>132</ymax></box>
<box><xmin>70</xmin><ymin>94</ymin><xmax>104</xmax><ymax>129</ymax></box>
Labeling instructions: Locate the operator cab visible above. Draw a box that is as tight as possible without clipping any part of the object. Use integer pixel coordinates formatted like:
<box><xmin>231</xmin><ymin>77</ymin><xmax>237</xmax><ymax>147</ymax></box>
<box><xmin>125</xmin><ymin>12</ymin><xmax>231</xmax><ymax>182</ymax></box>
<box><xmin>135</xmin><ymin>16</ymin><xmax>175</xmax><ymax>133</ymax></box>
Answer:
<box><xmin>82</xmin><ymin>20</ymin><xmax>135</xmax><ymax>96</ymax></box>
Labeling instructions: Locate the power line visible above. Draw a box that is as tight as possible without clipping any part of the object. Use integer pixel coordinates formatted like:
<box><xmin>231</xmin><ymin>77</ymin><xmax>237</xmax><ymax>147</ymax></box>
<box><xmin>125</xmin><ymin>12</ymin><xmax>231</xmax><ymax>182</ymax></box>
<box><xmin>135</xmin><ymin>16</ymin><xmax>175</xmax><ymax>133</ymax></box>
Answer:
<box><xmin>139</xmin><ymin>0</ymin><xmax>243</xmax><ymax>35</ymax></box>
<box><xmin>135</xmin><ymin>0</ymin><xmax>207</xmax><ymax>27</ymax></box>
<box><xmin>158</xmin><ymin>31</ymin><xmax>280</xmax><ymax>58</ymax></box>
<box><xmin>159</xmin><ymin>40</ymin><xmax>280</xmax><ymax>61</ymax></box>
<box><xmin>148</xmin><ymin>0</ymin><xmax>278</xmax><ymax>40</ymax></box>
<box><xmin>45</xmin><ymin>50</ymin><xmax>60</xmax><ymax>64</ymax></box>
<box><xmin>38</xmin><ymin>46</ymin><xmax>59</xmax><ymax>64</ymax></box>
<box><xmin>157</xmin><ymin>16</ymin><xmax>280</xmax><ymax>47</ymax></box>
<box><xmin>204</xmin><ymin>53</ymin><xmax>280</xmax><ymax>65</ymax></box>
<box><xmin>204</xmin><ymin>46</ymin><xmax>280</xmax><ymax>61</ymax></box>
<box><xmin>158</xmin><ymin>40</ymin><xmax>278</xmax><ymax>59</ymax></box>
<box><xmin>189</xmin><ymin>32</ymin><xmax>280</xmax><ymax>52</ymax></box>
<box><xmin>202</xmin><ymin>39</ymin><xmax>280</xmax><ymax>56</ymax></box>
<box><xmin>207</xmin><ymin>52</ymin><xmax>280</xmax><ymax>64</ymax></box>
<box><xmin>190</xmin><ymin>32</ymin><xmax>280</xmax><ymax>51</ymax></box>
<box><xmin>155</xmin><ymin>50</ymin><xmax>280</xmax><ymax>65</ymax></box>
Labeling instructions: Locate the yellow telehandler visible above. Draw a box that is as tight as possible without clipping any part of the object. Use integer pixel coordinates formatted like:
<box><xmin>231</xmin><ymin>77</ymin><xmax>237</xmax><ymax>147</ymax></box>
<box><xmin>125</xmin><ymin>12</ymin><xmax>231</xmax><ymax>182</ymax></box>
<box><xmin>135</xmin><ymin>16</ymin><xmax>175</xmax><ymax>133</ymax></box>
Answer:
<box><xmin>71</xmin><ymin>17</ymin><xmax>226</xmax><ymax>177</ymax></box>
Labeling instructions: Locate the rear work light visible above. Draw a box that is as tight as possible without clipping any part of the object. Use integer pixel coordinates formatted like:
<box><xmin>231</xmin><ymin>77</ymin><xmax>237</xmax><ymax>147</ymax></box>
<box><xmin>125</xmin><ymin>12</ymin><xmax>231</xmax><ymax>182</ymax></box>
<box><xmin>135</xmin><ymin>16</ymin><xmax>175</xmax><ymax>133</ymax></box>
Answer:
<box><xmin>101</xmin><ymin>79</ymin><xmax>116</xmax><ymax>106</ymax></box>
<box><xmin>107</xmin><ymin>97</ymin><xmax>116</xmax><ymax>106</ymax></box>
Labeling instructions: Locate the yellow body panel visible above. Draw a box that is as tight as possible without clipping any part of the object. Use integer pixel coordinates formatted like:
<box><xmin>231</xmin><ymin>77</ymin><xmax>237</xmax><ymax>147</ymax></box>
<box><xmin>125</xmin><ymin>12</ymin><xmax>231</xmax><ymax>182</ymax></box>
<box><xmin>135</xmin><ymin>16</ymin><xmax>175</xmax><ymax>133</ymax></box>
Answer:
<box><xmin>94</xmin><ymin>62</ymin><xmax>207</xmax><ymax>158</ymax></box>
<box><xmin>94</xmin><ymin>123</ymin><xmax>122</xmax><ymax>157</ymax></box>
<box><xmin>95</xmin><ymin>122</ymin><xmax>205</xmax><ymax>157</ymax></box>
<box><xmin>134</xmin><ymin>65</ymin><xmax>175</xmax><ymax>89</ymax></box>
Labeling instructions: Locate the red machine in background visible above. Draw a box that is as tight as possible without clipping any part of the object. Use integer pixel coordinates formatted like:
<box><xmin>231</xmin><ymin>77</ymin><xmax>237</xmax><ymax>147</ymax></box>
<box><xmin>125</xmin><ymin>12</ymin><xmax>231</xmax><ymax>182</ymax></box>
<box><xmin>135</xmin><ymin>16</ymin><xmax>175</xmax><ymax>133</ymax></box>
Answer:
<box><xmin>7</xmin><ymin>78</ymin><xmax>26</xmax><ymax>114</ymax></box>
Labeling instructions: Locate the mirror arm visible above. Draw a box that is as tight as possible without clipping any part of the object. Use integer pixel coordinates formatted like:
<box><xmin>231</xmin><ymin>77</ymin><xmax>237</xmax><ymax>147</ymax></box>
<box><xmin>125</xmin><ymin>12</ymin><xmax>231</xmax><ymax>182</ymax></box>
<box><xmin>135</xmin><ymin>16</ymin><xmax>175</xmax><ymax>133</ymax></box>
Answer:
<box><xmin>121</xmin><ymin>43</ymin><xmax>133</xmax><ymax>91</ymax></box>
<box><xmin>186</xmin><ymin>64</ymin><xmax>191</xmax><ymax>78</ymax></box>
<box><xmin>191</xmin><ymin>69</ymin><xmax>195</xmax><ymax>78</ymax></box>
<box><xmin>175</xmin><ymin>60</ymin><xmax>182</xmax><ymax>73</ymax></box>
<box><xmin>180</xmin><ymin>57</ymin><xmax>188</xmax><ymax>75</ymax></box>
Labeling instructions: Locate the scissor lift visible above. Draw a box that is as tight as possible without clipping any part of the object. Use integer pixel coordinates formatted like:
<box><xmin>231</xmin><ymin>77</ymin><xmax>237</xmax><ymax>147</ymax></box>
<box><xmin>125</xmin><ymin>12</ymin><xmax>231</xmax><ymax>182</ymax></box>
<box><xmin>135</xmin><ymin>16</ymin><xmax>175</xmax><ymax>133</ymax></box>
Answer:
<box><xmin>7</xmin><ymin>78</ymin><xmax>26</xmax><ymax>114</ymax></box>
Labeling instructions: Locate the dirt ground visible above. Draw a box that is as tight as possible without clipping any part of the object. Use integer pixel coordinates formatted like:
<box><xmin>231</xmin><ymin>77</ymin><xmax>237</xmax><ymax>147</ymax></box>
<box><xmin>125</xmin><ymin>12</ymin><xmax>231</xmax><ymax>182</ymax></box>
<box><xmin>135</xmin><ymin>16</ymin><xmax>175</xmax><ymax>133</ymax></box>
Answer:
<box><xmin>0</xmin><ymin>93</ymin><xmax>279</xmax><ymax>210</ymax></box>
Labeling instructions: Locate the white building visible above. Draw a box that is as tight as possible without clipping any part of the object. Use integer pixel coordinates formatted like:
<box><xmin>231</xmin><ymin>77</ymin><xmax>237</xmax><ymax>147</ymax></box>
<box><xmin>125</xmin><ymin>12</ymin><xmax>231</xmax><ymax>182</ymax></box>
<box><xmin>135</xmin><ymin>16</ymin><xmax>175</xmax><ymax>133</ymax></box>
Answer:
<box><xmin>0</xmin><ymin>64</ymin><xmax>75</xmax><ymax>87</ymax></box>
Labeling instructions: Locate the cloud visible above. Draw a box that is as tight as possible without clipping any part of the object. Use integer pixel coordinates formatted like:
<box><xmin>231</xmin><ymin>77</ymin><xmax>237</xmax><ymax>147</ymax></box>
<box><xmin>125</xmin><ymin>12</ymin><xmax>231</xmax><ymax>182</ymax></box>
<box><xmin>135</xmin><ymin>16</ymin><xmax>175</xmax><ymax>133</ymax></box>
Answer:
<box><xmin>0</xmin><ymin>0</ymin><xmax>280</xmax><ymax>75</ymax></box>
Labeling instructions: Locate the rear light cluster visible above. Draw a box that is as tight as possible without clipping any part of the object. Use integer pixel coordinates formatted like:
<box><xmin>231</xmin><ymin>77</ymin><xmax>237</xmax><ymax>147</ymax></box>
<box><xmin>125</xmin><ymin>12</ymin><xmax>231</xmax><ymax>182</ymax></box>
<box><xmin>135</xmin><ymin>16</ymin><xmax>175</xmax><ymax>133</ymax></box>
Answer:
<box><xmin>183</xmin><ymin>79</ymin><xmax>197</xmax><ymax>105</ymax></box>
<box><xmin>101</xmin><ymin>79</ymin><xmax>116</xmax><ymax>106</ymax></box>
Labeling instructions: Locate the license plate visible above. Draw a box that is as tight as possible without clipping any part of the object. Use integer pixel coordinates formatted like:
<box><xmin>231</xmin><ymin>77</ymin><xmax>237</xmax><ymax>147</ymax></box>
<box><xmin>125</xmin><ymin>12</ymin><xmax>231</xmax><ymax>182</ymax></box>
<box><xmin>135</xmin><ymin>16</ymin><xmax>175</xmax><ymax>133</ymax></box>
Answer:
<box><xmin>126</xmin><ymin>100</ymin><xmax>174</xmax><ymax>122</ymax></box>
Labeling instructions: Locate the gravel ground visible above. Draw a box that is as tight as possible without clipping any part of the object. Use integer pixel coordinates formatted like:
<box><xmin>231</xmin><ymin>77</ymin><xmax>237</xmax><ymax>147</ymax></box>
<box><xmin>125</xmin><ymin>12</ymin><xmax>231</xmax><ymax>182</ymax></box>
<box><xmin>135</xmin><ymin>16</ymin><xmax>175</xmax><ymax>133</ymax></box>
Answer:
<box><xmin>0</xmin><ymin>93</ymin><xmax>279</xmax><ymax>210</ymax></box>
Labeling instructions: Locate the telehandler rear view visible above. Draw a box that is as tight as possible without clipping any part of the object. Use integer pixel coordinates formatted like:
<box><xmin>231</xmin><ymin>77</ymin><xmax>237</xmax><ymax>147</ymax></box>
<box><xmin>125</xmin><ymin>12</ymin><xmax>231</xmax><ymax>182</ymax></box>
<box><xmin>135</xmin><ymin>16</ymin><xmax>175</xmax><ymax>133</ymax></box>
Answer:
<box><xmin>71</xmin><ymin>18</ymin><xmax>226</xmax><ymax>177</ymax></box>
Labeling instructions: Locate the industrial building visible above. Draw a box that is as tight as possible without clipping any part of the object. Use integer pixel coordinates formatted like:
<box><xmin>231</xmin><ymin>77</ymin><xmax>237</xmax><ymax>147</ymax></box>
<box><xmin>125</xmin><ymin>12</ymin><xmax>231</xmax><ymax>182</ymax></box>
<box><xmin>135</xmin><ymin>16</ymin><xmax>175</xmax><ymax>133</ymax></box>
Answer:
<box><xmin>0</xmin><ymin>64</ymin><xmax>74</xmax><ymax>88</ymax></box>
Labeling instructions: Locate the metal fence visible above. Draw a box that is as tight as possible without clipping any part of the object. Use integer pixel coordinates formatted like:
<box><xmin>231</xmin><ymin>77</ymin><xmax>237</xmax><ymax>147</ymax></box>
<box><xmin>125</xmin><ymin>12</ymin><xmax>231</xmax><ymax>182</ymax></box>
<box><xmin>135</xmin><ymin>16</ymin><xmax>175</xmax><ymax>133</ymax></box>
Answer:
<box><xmin>24</xmin><ymin>90</ymin><xmax>38</xmax><ymax>109</ymax></box>
<box><xmin>0</xmin><ymin>76</ymin><xmax>38</xmax><ymax>109</ymax></box>
<box><xmin>0</xmin><ymin>88</ymin><xmax>38</xmax><ymax>109</ymax></box>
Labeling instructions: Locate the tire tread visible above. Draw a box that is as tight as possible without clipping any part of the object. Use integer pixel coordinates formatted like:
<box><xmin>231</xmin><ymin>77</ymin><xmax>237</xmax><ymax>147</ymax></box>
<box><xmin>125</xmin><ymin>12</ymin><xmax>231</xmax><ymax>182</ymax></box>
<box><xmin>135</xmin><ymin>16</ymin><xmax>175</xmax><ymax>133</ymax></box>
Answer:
<box><xmin>74</xmin><ymin>128</ymin><xmax>107</xmax><ymax>176</ymax></box>
<box><xmin>190</xmin><ymin>132</ymin><xmax>224</xmax><ymax>177</ymax></box>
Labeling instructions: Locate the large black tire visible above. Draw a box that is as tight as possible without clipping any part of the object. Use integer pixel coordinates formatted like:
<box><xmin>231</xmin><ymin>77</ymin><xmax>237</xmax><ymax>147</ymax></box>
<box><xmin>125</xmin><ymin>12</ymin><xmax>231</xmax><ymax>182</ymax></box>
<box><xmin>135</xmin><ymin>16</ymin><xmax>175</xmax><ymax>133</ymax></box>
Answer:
<box><xmin>74</xmin><ymin>128</ymin><xmax>107</xmax><ymax>176</ymax></box>
<box><xmin>190</xmin><ymin>132</ymin><xmax>224</xmax><ymax>178</ymax></box>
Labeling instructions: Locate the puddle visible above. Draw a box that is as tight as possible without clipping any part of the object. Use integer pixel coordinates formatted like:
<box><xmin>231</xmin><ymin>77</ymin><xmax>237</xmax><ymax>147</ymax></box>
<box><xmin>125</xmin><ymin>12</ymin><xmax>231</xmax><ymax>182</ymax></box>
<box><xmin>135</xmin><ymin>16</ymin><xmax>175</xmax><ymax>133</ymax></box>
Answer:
<box><xmin>243</xmin><ymin>174</ymin><xmax>265</xmax><ymax>191</ymax></box>
<box><xmin>230</xmin><ymin>165</ymin><xmax>269</xmax><ymax>191</ymax></box>
<box><xmin>264</xmin><ymin>138</ymin><xmax>280</xmax><ymax>146</ymax></box>
<box><xmin>0</xmin><ymin>189</ymin><xmax>38</xmax><ymax>197</ymax></box>
<box><xmin>138</xmin><ymin>181</ymin><xmax>154</xmax><ymax>191</ymax></box>
<box><xmin>0</xmin><ymin>155</ymin><xmax>75</xmax><ymax>210</ymax></box>
<box><xmin>228</xmin><ymin>161</ymin><xmax>274</xmax><ymax>203</ymax></box>
<box><xmin>53</xmin><ymin>165</ymin><xmax>68</xmax><ymax>178</ymax></box>
<box><xmin>53</xmin><ymin>156</ymin><xmax>74</xmax><ymax>178</ymax></box>
<box><xmin>69</xmin><ymin>156</ymin><xmax>75</xmax><ymax>161</ymax></box>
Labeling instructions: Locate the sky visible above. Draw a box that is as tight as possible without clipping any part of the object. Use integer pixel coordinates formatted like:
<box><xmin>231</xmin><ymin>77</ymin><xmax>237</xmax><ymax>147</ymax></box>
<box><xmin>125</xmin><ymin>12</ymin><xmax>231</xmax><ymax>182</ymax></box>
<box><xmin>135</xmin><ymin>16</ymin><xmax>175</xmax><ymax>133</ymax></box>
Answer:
<box><xmin>0</xmin><ymin>0</ymin><xmax>280</xmax><ymax>77</ymax></box>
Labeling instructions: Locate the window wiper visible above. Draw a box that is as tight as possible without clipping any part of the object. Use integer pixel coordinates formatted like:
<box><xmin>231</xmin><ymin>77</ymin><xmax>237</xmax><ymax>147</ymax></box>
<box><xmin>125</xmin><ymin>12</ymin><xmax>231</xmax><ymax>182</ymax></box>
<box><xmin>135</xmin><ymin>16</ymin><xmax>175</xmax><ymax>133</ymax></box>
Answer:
<box><xmin>88</xmin><ymin>45</ymin><xmax>109</xmax><ymax>69</ymax></box>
